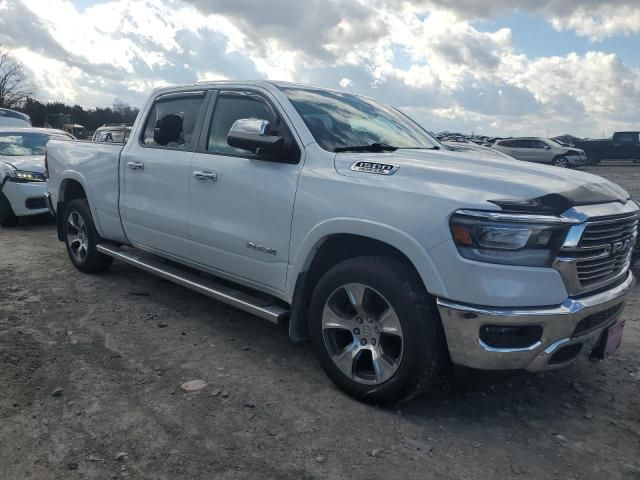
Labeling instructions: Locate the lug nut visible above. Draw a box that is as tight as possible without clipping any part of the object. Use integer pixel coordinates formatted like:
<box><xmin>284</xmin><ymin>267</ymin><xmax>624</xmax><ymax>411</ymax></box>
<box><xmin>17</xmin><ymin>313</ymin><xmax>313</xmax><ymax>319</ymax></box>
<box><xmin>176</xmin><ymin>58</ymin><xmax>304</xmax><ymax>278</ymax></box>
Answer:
<box><xmin>374</xmin><ymin>327</ymin><xmax>379</xmax><ymax>334</ymax></box>
<box><xmin>367</xmin><ymin>317</ymin><xmax>373</xmax><ymax>323</ymax></box>
<box><xmin>360</xmin><ymin>339</ymin><xmax>367</xmax><ymax>346</ymax></box>
<box><xmin>353</xmin><ymin>328</ymin><xmax>360</xmax><ymax>335</ymax></box>
<box><xmin>371</xmin><ymin>339</ymin><xmax>377</xmax><ymax>346</ymax></box>
<box><xmin>356</xmin><ymin>317</ymin><xmax>363</xmax><ymax>324</ymax></box>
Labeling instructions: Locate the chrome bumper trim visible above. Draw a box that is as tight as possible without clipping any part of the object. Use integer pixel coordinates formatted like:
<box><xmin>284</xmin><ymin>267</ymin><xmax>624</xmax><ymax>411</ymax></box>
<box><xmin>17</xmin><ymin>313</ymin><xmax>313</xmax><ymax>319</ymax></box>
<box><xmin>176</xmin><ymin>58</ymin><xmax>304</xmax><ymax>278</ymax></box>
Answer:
<box><xmin>437</xmin><ymin>272</ymin><xmax>634</xmax><ymax>371</ymax></box>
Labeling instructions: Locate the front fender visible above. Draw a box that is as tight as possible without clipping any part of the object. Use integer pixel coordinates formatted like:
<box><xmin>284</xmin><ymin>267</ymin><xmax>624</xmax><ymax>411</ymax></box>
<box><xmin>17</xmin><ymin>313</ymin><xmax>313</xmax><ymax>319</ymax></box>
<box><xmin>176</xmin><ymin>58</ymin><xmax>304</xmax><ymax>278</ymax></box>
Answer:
<box><xmin>286</xmin><ymin>217</ymin><xmax>449</xmax><ymax>301</ymax></box>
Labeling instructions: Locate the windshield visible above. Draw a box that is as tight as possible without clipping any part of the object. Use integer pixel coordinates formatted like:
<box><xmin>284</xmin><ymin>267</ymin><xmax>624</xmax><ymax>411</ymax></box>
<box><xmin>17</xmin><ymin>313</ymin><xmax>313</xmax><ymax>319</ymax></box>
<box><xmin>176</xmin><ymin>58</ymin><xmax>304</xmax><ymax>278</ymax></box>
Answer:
<box><xmin>0</xmin><ymin>132</ymin><xmax>71</xmax><ymax>156</ymax></box>
<box><xmin>281</xmin><ymin>87</ymin><xmax>439</xmax><ymax>152</ymax></box>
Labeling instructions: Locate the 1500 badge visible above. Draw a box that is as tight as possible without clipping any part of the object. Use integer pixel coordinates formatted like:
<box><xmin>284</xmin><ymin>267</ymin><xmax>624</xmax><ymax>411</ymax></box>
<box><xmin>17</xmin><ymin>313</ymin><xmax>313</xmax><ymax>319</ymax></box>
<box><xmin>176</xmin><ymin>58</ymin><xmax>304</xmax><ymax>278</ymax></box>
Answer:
<box><xmin>350</xmin><ymin>161</ymin><xmax>399</xmax><ymax>175</ymax></box>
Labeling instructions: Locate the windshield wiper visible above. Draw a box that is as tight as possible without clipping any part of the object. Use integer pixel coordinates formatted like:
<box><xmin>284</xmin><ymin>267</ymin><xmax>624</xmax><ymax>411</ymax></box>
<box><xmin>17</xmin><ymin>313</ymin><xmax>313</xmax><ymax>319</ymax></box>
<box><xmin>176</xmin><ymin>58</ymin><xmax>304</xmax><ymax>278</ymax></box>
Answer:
<box><xmin>399</xmin><ymin>146</ymin><xmax>440</xmax><ymax>150</ymax></box>
<box><xmin>334</xmin><ymin>143</ymin><xmax>398</xmax><ymax>153</ymax></box>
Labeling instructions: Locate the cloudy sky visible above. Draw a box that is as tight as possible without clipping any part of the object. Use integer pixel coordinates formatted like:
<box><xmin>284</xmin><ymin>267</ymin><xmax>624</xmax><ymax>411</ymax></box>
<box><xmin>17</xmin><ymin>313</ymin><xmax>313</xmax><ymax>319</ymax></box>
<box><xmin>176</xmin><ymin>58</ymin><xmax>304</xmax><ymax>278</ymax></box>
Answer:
<box><xmin>1</xmin><ymin>0</ymin><xmax>639</xmax><ymax>137</ymax></box>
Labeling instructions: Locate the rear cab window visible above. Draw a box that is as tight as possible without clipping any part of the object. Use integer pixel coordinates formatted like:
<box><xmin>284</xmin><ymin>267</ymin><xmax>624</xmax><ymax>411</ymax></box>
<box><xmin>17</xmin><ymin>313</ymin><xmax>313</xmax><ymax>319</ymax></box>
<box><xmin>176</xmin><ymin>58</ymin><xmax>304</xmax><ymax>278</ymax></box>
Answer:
<box><xmin>141</xmin><ymin>92</ymin><xmax>207</xmax><ymax>150</ymax></box>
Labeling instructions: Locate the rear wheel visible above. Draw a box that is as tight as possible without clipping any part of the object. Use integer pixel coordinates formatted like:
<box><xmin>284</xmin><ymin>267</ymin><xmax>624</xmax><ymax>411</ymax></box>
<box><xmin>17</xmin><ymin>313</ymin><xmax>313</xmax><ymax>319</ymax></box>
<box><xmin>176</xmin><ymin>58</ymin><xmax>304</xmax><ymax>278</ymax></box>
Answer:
<box><xmin>309</xmin><ymin>256</ymin><xmax>445</xmax><ymax>404</ymax></box>
<box><xmin>587</xmin><ymin>153</ymin><xmax>601</xmax><ymax>165</ymax></box>
<box><xmin>0</xmin><ymin>192</ymin><xmax>18</xmax><ymax>227</ymax></box>
<box><xmin>63</xmin><ymin>199</ymin><xmax>112</xmax><ymax>273</ymax></box>
<box><xmin>553</xmin><ymin>156</ymin><xmax>569</xmax><ymax>168</ymax></box>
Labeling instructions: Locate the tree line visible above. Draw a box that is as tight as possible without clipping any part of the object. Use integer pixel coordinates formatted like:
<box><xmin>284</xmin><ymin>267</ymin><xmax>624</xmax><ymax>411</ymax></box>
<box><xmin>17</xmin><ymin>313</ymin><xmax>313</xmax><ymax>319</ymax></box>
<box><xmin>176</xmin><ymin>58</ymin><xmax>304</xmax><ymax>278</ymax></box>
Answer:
<box><xmin>20</xmin><ymin>97</ymin><xmax>139</xmax><ymax>131</ymax></box>
<box><xmin>1</xmin><ymin>47</ymin><xmax>139</xmax><ymax>132</ymax></box>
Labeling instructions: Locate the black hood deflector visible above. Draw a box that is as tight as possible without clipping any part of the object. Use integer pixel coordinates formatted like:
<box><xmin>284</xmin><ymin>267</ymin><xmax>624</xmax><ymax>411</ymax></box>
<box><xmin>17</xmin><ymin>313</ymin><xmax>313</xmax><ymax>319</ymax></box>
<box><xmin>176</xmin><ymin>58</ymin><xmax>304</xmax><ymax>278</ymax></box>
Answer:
<box><xmin>489</xmin><ymin>183</ymin><xmax>630</xmax><ymax>215</ymax></box>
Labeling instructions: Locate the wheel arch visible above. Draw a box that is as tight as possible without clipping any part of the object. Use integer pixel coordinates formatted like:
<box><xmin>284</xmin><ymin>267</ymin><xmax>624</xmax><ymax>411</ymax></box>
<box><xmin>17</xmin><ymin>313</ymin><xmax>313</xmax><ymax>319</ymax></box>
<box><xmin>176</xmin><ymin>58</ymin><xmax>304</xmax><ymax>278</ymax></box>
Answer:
<box><xmin>287</xmin><ymin>220</ymin><xmax>447</xmax><ymax>341</ymax></box>
<box><xmin>56</xmin><ymin>174</ymin><xmax>93</xmax><ymax>240</ymax></box>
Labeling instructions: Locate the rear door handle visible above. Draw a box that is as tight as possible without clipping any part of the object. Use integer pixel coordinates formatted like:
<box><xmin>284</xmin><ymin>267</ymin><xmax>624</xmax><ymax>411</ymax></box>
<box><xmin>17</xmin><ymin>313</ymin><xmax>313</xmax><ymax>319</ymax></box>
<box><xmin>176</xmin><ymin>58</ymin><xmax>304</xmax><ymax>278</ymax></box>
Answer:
<box><xmin>127</xmin><ymin>161</ymin><xmax>144</xmax><ymax>170</ymax></box>
<box><xmin>193</xmin><ymin>170</ymin><xmax>217</xmax><ymax>182</ymax></box>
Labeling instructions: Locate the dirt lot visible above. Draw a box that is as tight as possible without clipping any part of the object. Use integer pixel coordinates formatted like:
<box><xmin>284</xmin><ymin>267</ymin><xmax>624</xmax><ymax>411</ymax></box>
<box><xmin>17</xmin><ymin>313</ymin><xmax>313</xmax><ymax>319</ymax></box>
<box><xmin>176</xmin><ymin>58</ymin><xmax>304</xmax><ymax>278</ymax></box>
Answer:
<box><xmin>1</xmin><ymin>162</ymin><xmax>639</xmax><ymax>480</ymax></box>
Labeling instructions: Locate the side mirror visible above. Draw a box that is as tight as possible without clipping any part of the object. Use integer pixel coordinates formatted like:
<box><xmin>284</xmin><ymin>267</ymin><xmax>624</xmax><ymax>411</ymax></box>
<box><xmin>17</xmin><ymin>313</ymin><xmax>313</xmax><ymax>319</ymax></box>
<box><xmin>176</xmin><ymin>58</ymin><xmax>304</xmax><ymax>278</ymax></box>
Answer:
<box><xmin>227</xmin><ymin>118</ymin><xmax>286</xmax><ymax>156</ymax></box>
<box><xmin>544</xmin><ymin>145</ymin><xmax>551</xmax><ymax>149</ymax></box>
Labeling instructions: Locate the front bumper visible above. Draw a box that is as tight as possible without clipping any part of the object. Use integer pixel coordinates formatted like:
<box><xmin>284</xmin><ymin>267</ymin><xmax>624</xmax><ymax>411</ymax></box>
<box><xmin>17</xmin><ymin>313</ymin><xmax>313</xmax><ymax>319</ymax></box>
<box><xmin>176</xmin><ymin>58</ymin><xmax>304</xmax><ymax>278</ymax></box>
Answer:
<box><xmin>1</xmin><ymin>180</ymin><xmax>48</xmax><ymax>217</ymax></box>
<box><xmin>437</xmin><ymin>271</ymin><xmax>634</xmax><ymax>371</ymax></box>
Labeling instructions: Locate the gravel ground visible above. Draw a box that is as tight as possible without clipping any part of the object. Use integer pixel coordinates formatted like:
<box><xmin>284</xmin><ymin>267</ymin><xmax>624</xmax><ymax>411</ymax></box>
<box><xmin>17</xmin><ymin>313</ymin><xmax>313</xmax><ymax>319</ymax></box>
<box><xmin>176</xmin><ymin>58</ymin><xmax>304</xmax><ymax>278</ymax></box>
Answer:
<box><xmin>1</xmin><ymin>161</ymin><xmax>639</xmax><ymax>480</ymax></box>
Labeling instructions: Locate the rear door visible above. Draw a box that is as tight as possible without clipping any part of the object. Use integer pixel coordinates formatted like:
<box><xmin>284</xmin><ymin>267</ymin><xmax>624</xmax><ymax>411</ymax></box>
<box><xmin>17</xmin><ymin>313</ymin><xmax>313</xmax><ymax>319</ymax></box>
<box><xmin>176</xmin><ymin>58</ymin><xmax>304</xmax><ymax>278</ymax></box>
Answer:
<box><xmin>187</xmin><ymin>89</ymin><xmax>303</xmax><ymax>294</ymax></box>
<box><xmin>120</xmin><ymin>91</ymin><xmax>208</xmax><ymax>259</ymax></box>
<box><xmin>613</xmin><ymin>132</ymin><xmax>639</xmax><ymax>160</ymax></box>
<box><xmin>500</xmin><ymin>139</ymin><xmax>529</xmax><ymax>161</ymax></box>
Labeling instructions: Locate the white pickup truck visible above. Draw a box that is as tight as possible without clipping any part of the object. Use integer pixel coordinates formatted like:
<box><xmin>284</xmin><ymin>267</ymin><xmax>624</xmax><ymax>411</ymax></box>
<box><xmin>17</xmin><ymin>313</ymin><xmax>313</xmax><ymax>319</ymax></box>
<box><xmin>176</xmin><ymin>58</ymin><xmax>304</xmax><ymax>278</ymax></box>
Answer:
<box><xmin>45</xmin><ymin>81</ymin><xmax>637</xmax><ymax>403</ymax></box>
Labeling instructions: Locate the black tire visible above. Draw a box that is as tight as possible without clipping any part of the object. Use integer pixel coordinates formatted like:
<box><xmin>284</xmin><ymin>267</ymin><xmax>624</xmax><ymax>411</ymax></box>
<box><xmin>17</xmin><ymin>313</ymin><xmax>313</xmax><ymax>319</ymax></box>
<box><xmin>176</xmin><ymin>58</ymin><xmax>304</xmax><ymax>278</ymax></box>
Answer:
<box><xmin>63</xmin><ymin>199</ymin><xmax>112</xmax><ymax>273</ymax></box>
<box><xmin>588</xmin><ymin>153</ymin><xmax>600</xmax><ymax>165</ymax></box>
<box><xmin>0</xmin><ymin>191</ymin><xmax>18</xmax><ymax>227</ymax></box>
<box><xmin>309</xmin><ymin>256</ymin><xmax>445</xmax><ymax>404</ymax></box>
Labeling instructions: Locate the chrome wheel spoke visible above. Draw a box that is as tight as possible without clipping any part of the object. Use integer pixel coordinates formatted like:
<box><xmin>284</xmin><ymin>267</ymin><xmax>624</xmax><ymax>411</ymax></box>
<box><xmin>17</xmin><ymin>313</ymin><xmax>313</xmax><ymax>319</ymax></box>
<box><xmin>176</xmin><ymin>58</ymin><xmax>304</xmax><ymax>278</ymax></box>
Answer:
<box><xmin>379</xmin><ymin>307</ymin><xmax>402</xmax><ymax>336</ymax></box>
<box><xmin>68</xmin><ymin>212</ymin><xmax>80</xmax><ymax>231</ymax></box>
<box><xmin>344</xmin><ymin>283</ymin><xmax>367</xmax><ymax>314</ymax></box>
<box><xmin>332</xmin><ymin>342</ymin><xmax>360</xmax><ymax>379</ymax></box>
<box><xmin>372</xmin><ymin>349</ymin><xmax>397</xmax><ymax>383</ymax></box>
<box><xmin>322</xmin><ymin>304</ymin><xmax>353</xmax><ymax>331</ymax></box>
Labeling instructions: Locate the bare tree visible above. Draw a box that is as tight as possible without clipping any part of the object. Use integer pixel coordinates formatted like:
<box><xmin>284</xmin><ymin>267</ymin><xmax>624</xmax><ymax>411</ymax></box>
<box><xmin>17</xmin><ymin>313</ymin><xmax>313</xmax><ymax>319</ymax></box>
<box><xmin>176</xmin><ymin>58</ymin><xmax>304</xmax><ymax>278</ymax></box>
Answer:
<box><xmin>0</xmin><ymin>49</ymin><xmax>33</xmax><ymax>109</ymax></box>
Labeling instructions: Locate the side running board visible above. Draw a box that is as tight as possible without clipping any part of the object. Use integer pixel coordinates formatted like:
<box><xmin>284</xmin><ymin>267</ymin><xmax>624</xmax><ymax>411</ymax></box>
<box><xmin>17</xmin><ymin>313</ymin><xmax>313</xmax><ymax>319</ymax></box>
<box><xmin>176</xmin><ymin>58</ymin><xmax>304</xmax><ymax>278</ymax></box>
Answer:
<box><xmin>96</xmin><ymin>244</ymin><xmax>289</xmax><ymax>324</ymax></box>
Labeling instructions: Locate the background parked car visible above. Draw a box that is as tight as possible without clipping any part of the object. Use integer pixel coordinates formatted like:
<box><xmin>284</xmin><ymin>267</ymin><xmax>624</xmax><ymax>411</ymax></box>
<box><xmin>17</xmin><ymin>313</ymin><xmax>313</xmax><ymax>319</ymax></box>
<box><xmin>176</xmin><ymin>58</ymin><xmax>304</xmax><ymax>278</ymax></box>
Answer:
<box><xmin>0</xmin><ymin>127</ymin><xmax>73</xmax><ymax>226</ymax></box>
<box><xmin>0</xmin><ymin>108</ymin><xmax>31</xmax><ymax>127</ymax></box>
<box><xmin>572</xmin><ymin>131</ymin><xmax>640</xmax><ymax>165</ymax></box>
<box><xmin>492</xmin><ymin>137</ymin><xmax>588</xmax><ymax>167</ymax></box>
<box><xmin>92</xmin><ymin>124</ymin><xmax>132</xmax><ymax>143</ymax></box>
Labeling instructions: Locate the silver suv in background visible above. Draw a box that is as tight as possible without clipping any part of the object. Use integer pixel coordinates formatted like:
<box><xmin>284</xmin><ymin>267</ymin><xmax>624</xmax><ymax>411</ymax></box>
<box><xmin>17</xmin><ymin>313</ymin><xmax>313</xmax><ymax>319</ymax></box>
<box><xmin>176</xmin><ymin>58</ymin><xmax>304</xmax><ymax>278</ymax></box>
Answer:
<box><xmin>92</xmin><ymin>124</ymin><xmax>132</xmax><ymax>143</ymax></box>
<box><xmin>493</xmin><ymin>137</ymin><xmax>588</xmax><ymax>168</ymax></box>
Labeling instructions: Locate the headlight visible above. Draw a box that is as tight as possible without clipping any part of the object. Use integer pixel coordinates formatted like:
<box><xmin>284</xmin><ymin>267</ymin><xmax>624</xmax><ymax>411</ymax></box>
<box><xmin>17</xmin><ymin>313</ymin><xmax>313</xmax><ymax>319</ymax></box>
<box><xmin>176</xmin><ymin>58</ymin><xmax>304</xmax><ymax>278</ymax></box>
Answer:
<box><xmin>450</xmin><ymin>212</ymin><xmax>569</xmax><ymax>267</ymax></box>
<box><xmin>4</xmin><ymin>169</ymin><xmax>46</xmax><ymax>183</ymax></box>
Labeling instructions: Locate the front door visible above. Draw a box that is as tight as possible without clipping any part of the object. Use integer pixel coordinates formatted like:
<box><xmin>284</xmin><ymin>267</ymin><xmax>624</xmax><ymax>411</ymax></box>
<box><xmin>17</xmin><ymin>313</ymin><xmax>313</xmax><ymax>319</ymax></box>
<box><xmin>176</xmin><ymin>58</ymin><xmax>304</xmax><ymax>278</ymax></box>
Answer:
<box><xmin>121</xmin><ymin>91</ymin><xmax>207</xmax><ymax>259</ymax></box>
<box><xmin>188</xmin><ymin>89</ymin><xmax>303</xmax><ymax>293</ymax></box>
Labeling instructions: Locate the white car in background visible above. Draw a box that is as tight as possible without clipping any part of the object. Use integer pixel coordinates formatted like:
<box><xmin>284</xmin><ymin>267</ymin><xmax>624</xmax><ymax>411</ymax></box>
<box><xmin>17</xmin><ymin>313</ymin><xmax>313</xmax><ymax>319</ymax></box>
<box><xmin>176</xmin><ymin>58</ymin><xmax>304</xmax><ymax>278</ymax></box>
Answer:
<box><xmin>0</xmin><ymin>127</ymin><xmax>74</xmax><ymax>226</ymax></box>
<box><xmin>0</xmin><ymin>108</ymin><xmax>31</xmax><ymax>127</ymax></box>
<box><xmin>492</xmin><ymin>137</ymin><xmax>588</xmax><ymax>168</ymax></box>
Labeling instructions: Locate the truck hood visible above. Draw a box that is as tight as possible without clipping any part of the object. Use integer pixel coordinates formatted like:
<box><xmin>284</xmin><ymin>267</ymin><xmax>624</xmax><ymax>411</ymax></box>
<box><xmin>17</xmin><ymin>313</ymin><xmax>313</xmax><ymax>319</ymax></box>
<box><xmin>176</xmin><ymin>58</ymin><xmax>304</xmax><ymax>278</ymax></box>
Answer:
<box><xmin>0</xmin><ymin>154</ymin><xmax>45</xmax><ymax>174</ymax></box>
<box><xmin>335</xmin><ymin>148</ymin><xmax>630</xmax><ymax>214</ymax></box>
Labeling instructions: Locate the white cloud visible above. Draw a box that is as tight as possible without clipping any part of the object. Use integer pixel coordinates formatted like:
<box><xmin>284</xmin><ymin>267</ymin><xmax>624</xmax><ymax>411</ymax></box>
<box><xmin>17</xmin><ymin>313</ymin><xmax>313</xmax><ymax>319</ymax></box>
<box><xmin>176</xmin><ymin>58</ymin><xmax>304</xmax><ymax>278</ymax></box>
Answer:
<box><xmin>0</xmin><ymin>0</ymin><xmax>639</xmax><ymax>138</ymax></box>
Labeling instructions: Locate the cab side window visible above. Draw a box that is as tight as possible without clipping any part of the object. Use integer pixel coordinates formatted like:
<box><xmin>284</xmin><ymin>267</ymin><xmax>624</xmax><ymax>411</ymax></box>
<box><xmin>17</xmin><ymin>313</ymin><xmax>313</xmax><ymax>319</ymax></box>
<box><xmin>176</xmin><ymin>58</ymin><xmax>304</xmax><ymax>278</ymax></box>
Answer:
<box><xmin>207</xmin><ymin>91</ymin><xmax>285</xmax><ymax>158</ymax></box>
<box><xmin>142</xmin><ymin>94</ymin><xmax>206</xmax><ymax>150</ymax></box>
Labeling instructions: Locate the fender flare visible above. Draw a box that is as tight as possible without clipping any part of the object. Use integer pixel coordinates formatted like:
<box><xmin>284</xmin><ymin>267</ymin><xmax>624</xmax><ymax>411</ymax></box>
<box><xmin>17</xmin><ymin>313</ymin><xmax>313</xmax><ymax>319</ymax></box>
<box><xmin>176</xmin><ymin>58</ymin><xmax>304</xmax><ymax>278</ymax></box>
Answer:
<box><xmin>286</xmin><ymin>217</ymin><xmax>449</xmax><ymax>301</ymax></box>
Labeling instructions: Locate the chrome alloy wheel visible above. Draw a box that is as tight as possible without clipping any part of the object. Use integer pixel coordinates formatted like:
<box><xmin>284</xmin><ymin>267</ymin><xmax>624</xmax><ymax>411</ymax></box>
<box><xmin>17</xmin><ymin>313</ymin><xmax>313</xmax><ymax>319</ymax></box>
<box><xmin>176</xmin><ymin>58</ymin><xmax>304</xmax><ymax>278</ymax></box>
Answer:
<box><xmin>554</xmin><ymin>157</ymin><xmax>569</xmax><ymax>168</ymax></box>
<box><xmin>322</xmin><ymin>283</ymin><xmax>404</xmax><ymax>385</ymax></box>
<box><xmin>67</xmin><ymin>210</ymin><xmax>88</xmax><ymax>263</ymax></box>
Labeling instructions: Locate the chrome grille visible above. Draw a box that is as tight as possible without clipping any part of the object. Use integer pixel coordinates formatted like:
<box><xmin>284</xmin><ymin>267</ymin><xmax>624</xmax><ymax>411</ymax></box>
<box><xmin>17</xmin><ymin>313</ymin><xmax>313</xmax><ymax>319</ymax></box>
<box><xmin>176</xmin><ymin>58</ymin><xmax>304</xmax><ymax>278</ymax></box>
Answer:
<box><xmin>576</xmin><ymin>213</ymin><xmax>638</xmax><ymax>287</ymax></box>
<box><xmin>555</xmin><ymin>209</ymin><xmax>638</xmax><ymax>295</ymax></box>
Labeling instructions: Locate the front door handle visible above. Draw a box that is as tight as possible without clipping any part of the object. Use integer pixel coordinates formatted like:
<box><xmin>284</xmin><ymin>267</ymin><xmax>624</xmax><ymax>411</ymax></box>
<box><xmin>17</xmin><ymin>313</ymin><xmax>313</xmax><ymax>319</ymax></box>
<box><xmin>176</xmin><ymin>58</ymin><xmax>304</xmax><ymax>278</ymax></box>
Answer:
<box><xmin>193</xmin><ymin>170</ymin><xmax>217</xmax><ymax>182</ymax></box>
<box><xmin>127</xmin><ymin>161</ymin><xmax>144</xmax><ymax>170</ymax></box>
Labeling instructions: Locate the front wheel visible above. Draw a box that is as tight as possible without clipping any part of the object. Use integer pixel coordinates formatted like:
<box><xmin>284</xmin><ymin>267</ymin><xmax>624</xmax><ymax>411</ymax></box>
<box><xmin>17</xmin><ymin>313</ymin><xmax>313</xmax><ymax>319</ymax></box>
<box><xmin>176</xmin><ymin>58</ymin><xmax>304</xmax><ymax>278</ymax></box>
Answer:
<box><xmin>63</xmin><ymin>199</ymin><xmax>113</xmax><ymax>273</ymax></box>
<box><xmin>309</xmin><ymin>256</ymin><xmax>445</xmax><ymax>404</ymax></box>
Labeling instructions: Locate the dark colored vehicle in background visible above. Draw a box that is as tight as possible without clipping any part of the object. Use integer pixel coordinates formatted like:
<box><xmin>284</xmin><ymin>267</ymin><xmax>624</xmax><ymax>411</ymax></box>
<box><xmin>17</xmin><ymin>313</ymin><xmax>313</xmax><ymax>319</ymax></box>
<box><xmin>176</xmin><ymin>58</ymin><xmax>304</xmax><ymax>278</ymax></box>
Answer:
<box><xmin>92</xmin><ymin>124</ymin><xmax>132</xmax><ymax>143</ymax></box>
<box><xmin>574</xmin><ymin>131</ymin><xmax>640</xmax><ymax>164</ymax></box>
